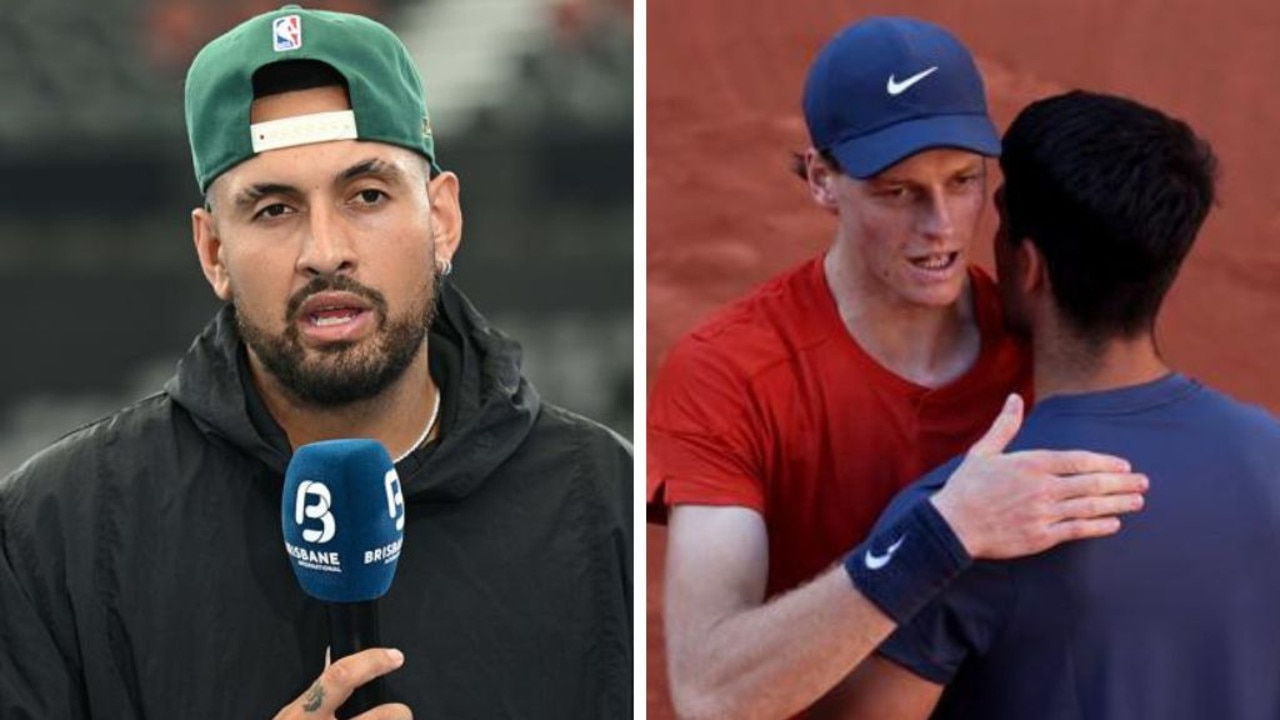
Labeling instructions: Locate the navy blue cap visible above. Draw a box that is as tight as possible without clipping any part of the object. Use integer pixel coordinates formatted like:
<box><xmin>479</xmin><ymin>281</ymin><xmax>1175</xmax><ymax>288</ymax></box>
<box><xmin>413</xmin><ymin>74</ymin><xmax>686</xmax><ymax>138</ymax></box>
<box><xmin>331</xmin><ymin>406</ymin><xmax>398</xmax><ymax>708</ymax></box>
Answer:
<box><xmin>803</xmin><ymin>17</ymin><xmax>1000</xmax><ymax>179</ymax></box>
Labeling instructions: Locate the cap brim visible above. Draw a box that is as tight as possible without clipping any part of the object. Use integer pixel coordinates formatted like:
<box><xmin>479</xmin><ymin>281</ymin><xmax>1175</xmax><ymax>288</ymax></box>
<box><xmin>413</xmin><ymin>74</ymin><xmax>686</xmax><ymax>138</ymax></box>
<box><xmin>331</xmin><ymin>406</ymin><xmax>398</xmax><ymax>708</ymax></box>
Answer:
<box><xmin>829</xmin><ymin>114</ymin><xmax>1001</xmax><ymax>179</ymax></box>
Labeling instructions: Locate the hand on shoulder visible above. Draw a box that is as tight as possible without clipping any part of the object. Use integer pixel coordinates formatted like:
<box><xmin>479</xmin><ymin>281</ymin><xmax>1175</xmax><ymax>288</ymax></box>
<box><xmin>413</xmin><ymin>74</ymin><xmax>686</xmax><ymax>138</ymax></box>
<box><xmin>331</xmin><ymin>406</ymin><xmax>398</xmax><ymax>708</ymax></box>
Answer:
<box><xmin>931</xmin><ymin>394</ymin><xmax>1149</xmax><ymax>560</ymax></box>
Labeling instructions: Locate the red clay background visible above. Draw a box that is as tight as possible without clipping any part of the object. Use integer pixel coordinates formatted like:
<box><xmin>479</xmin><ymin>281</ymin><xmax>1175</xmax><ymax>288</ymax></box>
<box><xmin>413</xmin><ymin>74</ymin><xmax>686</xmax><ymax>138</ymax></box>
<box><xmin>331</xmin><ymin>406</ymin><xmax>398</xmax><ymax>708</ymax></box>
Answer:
<box><xmin>646</xmin><ymin>1</ymin><xmax>1280</xmax><ymax>717</ymax></box>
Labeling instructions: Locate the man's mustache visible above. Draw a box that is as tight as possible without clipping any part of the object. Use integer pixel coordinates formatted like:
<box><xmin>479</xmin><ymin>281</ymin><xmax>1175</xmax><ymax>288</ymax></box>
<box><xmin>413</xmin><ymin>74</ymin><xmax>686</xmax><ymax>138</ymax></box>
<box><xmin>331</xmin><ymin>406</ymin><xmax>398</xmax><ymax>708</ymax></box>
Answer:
<box><xmin>285</xmin><ymin>275</ymin><xmax>388</xmax><ymax>324</ymax></box>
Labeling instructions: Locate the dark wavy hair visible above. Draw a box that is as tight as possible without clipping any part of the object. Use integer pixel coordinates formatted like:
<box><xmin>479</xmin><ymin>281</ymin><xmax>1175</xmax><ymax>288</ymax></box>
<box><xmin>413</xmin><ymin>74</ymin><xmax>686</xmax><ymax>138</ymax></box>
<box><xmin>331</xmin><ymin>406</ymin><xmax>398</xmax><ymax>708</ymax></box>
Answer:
<box><xmin>999</xmin><ymin>90</ymin><xmax>1218</xmax><ymax>339</ymax></box>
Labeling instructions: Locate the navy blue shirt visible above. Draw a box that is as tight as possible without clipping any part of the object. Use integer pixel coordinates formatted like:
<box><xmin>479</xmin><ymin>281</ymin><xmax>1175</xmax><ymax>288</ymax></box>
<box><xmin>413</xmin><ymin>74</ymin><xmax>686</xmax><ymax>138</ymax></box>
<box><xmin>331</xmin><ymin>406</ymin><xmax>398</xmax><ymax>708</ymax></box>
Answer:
<box><xmin>875</xmin><ymin>374</ymin><xmax>1280</xmax><ymax>719</ymax></box>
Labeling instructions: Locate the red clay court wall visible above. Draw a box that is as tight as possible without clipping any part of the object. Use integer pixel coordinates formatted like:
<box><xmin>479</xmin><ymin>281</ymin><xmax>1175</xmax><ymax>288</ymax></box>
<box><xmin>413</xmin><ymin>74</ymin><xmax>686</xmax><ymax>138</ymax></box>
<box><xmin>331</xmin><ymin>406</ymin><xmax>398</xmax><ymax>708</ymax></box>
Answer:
<box><xmin>646</xmin><ymin>1</ymin><xmax>1280</xmax><ymax>716</ymax></box>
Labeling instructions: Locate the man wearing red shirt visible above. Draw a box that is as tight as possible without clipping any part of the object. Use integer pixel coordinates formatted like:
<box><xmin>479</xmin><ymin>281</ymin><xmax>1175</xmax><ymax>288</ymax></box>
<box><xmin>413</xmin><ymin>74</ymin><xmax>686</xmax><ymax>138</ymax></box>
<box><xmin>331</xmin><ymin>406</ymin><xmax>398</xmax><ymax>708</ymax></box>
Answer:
<box><xmin>649</xmin><ymin>17</ymin><xmax>1150</xmax><ymax>719</ymax></box>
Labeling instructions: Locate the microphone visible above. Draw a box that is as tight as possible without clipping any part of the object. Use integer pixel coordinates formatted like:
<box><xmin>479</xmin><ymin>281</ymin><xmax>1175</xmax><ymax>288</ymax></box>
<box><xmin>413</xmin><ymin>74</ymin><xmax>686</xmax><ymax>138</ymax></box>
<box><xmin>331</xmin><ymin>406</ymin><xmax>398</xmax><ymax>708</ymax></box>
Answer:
<box><xmin>283</xmin><ymin>439</ymin><xmax>406</xmax><ymax>718</ymax></box>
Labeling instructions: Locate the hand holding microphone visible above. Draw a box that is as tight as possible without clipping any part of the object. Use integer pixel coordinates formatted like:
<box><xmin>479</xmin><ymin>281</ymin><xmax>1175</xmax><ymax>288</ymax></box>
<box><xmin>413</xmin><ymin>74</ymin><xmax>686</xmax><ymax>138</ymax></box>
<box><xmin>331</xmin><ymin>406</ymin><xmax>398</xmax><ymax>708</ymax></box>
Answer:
<box><xmin>281</xmin><ymin>440</ymin><xmax>409</xmax><ymax>720</ymax></box>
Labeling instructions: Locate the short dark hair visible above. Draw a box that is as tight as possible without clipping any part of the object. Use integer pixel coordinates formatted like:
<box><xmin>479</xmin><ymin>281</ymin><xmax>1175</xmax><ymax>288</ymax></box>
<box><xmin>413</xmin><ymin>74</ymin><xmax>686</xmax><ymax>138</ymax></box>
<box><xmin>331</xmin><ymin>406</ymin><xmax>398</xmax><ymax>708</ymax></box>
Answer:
<box><xmin>1000</xmin><ymin>90</ymin><xmax>1218</xmax><ymax>339</ymax></box>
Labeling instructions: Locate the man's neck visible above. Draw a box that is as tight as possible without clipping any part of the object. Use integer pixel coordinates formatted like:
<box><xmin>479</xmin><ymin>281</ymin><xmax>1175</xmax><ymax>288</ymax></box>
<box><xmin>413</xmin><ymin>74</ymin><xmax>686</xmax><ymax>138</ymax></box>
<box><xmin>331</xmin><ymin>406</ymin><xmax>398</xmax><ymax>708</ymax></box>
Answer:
<box><xmin>823</xmin><ymin>248</ymin><xmax>981</xmax><ymax>389</ymax></box>
<box><xmin>249</xmin><ymin>344</ymin><xmax>439</xmax><ymax>459</ymax></box>
<box><xmin>1032</xmin><ymin>321</ymin><xmax>1169</xmax><ymax>400</ymax></box>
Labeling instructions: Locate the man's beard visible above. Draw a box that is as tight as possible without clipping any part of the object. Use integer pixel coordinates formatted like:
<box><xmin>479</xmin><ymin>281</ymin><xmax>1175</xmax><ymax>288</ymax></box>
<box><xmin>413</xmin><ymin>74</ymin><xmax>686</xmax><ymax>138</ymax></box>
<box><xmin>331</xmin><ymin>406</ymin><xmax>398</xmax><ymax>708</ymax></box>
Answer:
<box><xmin>236</xmin><ymin>274</ymin><xmax>438</xmax><ymax>408</ymax></box>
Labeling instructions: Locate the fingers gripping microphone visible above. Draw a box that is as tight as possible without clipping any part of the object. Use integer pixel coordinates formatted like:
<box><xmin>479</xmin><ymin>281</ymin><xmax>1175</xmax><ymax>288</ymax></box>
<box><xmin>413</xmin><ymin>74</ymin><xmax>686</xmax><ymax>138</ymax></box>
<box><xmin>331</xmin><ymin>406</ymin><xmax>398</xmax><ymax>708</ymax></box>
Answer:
<box><xmin>283</xmin><ymin>440</ymin><xmax>405</xmax><ymax>718</ymax></box>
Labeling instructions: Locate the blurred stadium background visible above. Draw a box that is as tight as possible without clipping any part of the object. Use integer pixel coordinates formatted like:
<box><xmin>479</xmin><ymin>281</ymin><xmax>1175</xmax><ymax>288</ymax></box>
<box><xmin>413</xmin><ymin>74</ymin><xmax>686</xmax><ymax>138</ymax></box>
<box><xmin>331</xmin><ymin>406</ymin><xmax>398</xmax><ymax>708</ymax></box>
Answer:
<box><xmin>0</xmin><ymin>0</ymin><xmax>633</xmax><ymax>475</ymax></box>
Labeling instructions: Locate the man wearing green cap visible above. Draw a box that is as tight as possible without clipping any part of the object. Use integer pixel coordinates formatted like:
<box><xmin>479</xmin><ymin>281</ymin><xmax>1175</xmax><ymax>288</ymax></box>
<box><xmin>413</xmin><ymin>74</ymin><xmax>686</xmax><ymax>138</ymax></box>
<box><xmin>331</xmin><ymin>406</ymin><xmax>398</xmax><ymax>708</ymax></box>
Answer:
<box><xmin>0</xmin><ymin>6</ymin><xmax>630</xmax><ymax>719</ymax></box>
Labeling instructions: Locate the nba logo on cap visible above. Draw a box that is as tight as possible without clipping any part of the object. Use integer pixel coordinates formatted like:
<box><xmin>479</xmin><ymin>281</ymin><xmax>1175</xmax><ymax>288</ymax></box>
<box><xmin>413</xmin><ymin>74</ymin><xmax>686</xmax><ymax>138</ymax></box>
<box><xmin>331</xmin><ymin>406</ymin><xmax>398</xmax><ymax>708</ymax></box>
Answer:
<box><xmin>273</xmin><ymin>15</ymin><xmax>302</xmax><ymax>52</ymax></box>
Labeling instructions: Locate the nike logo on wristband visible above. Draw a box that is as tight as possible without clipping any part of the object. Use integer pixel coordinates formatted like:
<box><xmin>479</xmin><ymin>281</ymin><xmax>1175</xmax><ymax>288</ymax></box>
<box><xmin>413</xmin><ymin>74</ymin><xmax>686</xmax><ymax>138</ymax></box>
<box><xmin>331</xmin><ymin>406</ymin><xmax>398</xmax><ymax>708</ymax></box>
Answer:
<box><xmin>864</xmin><ymin>535</ymin><xmax>906</xmax><ymax>570</ymax></box>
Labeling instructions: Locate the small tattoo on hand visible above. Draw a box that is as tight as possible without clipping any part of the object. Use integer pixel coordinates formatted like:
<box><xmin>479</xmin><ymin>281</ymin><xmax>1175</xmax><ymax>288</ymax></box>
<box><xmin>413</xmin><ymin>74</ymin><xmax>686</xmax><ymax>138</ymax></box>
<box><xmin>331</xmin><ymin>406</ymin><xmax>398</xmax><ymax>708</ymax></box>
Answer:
<box><xmin>303</xmin><ymin>682</ymin><xmax>325</xmax><ymax>712</ymax></box>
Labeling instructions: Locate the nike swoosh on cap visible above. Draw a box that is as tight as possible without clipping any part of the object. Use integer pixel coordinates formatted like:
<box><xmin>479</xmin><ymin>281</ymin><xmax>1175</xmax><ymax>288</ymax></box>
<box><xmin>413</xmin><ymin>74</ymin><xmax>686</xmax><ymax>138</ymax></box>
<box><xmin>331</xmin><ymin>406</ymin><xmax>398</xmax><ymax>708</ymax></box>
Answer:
<box><xmin>886</xmin><ymin>66</ymin><xmax>939</xmax><ymax>96</ymax></box>
<box><xmin>864</xmin><ymin>535</ymin><xmax>906</xmax><ymax>570</ymax></box>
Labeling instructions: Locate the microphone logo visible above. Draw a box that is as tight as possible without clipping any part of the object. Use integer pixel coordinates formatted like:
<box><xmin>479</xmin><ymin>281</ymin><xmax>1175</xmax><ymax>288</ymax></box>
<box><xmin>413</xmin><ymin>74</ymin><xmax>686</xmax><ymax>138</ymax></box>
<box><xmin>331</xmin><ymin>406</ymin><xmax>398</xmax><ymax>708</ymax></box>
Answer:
<box><xmin>384</xmin><ymin>469</ymin><xmax>405</xmax><ymax>532</ymax></box>
<box><xmin>295</xmin><ymin>480</ymin><xmax>337</xmax><ymax>544</ymax></box>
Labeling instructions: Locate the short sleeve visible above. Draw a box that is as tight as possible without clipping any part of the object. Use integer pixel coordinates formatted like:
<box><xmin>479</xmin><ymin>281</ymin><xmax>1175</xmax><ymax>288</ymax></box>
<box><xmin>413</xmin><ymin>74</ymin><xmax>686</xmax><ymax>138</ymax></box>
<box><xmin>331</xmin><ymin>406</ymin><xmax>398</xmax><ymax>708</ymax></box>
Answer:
<box><xmin>647</xmin><ymin>336</ymin><xmax>767</xmax><ymax>522</ymax></box>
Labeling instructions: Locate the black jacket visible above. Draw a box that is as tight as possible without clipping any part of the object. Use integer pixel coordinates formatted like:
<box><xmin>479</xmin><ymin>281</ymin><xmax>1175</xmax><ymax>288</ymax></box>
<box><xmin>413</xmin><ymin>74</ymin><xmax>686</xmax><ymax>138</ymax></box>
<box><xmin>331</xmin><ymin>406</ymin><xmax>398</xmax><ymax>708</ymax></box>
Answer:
<box><xmin>0</xmin><ymin>284</ymin><xmax>632</xmax><ymax>719</ymax></box>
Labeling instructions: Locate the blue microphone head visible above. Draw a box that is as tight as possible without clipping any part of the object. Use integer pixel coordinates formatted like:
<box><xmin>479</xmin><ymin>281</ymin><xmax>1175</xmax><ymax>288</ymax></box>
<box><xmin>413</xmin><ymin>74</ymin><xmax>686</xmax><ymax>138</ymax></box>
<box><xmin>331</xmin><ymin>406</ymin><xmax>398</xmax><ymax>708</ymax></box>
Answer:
<box><xmin>282</xmin><ymin>439</ymin><xmax>406</xmax><ymax>603</ymax></box>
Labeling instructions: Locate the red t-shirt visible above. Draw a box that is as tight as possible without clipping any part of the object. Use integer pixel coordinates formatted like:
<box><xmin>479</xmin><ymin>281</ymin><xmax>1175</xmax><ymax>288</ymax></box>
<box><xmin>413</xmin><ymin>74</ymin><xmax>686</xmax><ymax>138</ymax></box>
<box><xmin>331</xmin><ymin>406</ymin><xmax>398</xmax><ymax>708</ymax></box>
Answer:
<box><xmin>649</xmin><ymin>256</ymin><xmax>1031</xmax><ymax>598</ymax></box>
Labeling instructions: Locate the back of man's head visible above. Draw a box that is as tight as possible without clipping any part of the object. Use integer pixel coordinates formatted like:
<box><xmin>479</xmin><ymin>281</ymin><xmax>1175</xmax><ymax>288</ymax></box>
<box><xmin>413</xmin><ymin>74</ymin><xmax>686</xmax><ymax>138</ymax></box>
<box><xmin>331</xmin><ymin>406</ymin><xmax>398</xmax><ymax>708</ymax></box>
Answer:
<box><xmin>1000</xmin><ymin>90</ymin><xmax>1217</xmax><ymax>340</ymax></box>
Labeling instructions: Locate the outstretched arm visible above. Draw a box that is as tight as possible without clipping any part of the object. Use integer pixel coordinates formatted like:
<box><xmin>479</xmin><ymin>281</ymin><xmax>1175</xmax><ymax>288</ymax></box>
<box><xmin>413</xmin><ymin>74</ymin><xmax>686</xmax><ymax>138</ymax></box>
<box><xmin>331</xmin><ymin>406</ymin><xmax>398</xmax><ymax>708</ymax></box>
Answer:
<box><xmin>665</xmin><ymin>504</ymin><xmax>897</xmax><ymax>720</ymax></box>
<box><xmin>663</xmin><ymin>395</ymin><xmax>1147</xmax><ymax>720</ymax></box>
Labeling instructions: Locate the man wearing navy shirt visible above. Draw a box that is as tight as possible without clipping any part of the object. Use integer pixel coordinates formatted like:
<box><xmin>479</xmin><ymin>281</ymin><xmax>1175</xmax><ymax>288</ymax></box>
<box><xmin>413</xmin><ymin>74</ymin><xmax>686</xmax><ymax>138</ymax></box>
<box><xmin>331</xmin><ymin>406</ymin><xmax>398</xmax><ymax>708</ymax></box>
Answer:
<box><xmin>825</xmin><ymin>90</ymin><xmax>1280</xmax><ymax>718</ymax></box>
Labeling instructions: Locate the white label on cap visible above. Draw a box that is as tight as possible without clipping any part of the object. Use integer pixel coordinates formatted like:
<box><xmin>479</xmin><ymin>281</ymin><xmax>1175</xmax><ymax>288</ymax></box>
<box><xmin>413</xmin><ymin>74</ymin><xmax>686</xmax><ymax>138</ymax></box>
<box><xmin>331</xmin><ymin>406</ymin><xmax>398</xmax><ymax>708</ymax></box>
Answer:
<box><xmin>250</xmin><ymin>110</ymin><xmax>358</xmax><ymax>153</ymax></box>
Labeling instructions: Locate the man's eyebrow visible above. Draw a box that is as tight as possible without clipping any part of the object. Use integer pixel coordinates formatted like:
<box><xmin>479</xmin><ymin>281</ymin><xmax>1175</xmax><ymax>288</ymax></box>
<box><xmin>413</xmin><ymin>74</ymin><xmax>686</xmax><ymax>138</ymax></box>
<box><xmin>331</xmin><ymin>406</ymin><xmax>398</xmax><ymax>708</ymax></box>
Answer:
<box><xmin>233</xmin><ymin>183</ymin><xmax>299</xmax><ymax>209</ymax></box>
<box><xmin>340</xmin><ymin>158</ymin><xmax>407</xmax><ymax>183</ymax></box>
<box><xmin>227</xmin><ymin>160</ymin><xmax>407</xmax><ymax>210</ymax></box>
<box><xmin>871</xmin><ymin>162</ymin><xmax>985</xmax><ymax>186</ymax></box>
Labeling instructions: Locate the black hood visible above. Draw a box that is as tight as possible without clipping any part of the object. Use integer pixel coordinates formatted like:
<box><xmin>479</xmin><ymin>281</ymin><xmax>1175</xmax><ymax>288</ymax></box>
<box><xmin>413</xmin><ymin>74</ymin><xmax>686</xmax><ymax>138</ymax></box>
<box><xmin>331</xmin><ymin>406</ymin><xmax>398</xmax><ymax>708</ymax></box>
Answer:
<box><xmin>164</xmin><ymin>281</ymin><xmax>541</xmax><ymax>502</ymax></box>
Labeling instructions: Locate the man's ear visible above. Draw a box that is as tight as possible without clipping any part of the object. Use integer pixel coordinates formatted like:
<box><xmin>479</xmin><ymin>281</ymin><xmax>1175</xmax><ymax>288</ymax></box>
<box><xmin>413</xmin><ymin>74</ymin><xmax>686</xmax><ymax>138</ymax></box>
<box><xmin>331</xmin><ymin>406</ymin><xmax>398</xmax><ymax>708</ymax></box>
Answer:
<box><xmin>427</xmin><ymin>171</ymin><xmax>462</xmax><ymax>267</ymax></box>
<box><xmin>192</xmin><ymin>206</ymin><xmax>232</xmax><ymax>302</ymax></box>
<box><xmin>1019</xmin><ymin>237</ymin><xmax>1047</xmax><ymax>297</ymax></box>
<box><xmin>805</xmin><ymin>148</ymin><xmax>840</xmax><ymax>212</ymax></box>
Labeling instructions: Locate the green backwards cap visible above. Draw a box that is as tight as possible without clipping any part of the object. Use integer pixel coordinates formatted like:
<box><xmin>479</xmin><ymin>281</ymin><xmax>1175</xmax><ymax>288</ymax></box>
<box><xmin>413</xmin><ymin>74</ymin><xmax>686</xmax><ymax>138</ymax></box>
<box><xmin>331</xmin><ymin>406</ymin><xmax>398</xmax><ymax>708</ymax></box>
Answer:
<box><xmin>185</xmin><ymin>4</ymin><xmax>439</xmax><ymax>193</ymax></box>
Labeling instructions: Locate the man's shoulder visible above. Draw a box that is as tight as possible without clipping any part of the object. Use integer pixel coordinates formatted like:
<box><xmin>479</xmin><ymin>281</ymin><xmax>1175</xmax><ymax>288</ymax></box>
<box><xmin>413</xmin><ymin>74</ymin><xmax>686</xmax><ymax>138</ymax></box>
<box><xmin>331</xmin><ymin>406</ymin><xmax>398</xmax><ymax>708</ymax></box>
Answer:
<box><xmin>1</xmin><ymin>392</ymin><xmax>185</xmax><ymax>507</ymax></box>
<box><xmin>520</xmin><ymin>403</ymin><xmax>631</xmax><ymax>520</ymax></box>
<box><xmin>664</xmin><ymin>258</ymin><xmax>831</xmax><ymax>379</ymax></box>
<box><xmin>1196</xmin><ymin>384</ymin><xmax>1280</xmax><ymax>426</ymax></box>
<box><xmin>1190</xmin><ymin>384</ymin><xmax>1280</xmax><ymax>452</ymax></box>
<box><xmin>1016</xmin><ymin>377</ymin><xmax>1280</xmax><ymax>474</ymax></box>
<box><xmin>1032</xmin><ymin>378</ymin><xmax>1280</xmax><ymax>444</ymax></box>
<box><xmin>532</xmin><ymin>403</ymin><xmax>632</xmax><ymax>469</ymax></box>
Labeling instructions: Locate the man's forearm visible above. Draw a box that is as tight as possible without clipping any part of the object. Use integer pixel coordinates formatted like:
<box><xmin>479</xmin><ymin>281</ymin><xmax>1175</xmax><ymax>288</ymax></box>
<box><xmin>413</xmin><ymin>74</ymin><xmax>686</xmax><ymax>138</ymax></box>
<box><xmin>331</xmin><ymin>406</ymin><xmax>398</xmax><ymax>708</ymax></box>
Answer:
<box><xmin>669</xmin><ymin>565</ymin><xmax>896</xmax><ymax>720</ymax></box>
<box><xmin>671</xmin><ymin>497</ymin><xmax>971</xmax><ymax>719</ymax></box>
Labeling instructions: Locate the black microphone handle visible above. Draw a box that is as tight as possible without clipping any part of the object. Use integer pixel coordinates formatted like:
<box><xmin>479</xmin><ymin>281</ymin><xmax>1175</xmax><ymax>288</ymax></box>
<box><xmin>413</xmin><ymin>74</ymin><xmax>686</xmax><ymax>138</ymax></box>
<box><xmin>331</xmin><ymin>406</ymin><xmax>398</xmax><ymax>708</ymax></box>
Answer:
<box><xmin>327</xmin><ymin>601</ymin><xmax>387</xmax><ymax>719</ymax></box>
